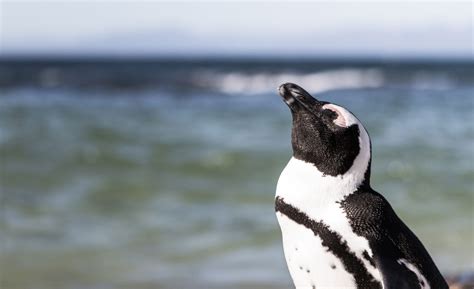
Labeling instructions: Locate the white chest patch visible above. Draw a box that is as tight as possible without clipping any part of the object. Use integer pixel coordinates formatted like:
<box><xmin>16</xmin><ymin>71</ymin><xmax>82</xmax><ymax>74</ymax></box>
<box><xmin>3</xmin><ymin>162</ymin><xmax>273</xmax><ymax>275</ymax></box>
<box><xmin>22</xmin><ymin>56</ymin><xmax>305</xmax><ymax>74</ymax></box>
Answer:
<box><xmin>277</xmin><ymin>213</ymin><xmax>356</xmax><ymax>288</ymax></box>
<box><xmin>275</xmin><ymin>157</ymin><xmax>383</xmax><ymax>288</ymax></box>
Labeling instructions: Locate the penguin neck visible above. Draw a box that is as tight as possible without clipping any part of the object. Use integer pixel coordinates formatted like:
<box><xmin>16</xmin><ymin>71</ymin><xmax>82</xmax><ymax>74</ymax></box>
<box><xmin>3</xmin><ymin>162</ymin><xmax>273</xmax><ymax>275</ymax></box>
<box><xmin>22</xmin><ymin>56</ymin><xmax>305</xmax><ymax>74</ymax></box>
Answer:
<box><xmin>276</xmin><ymin>147</ymin><xmax>371</xmax><ymax>208</ymax></box>
<box><xmin>361</xmin><ymin>158</ymin><xmax>372</xmax><ymax>189</ymax></box>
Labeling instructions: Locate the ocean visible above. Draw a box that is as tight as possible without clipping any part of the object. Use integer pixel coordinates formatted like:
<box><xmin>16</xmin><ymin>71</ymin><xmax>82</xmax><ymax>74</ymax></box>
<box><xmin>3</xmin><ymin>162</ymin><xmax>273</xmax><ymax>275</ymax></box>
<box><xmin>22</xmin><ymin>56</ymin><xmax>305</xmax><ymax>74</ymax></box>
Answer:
<box><xmin>1</xmin><ymin>58</ymin><xmax>473</xmax><ymax>289</ymax></box>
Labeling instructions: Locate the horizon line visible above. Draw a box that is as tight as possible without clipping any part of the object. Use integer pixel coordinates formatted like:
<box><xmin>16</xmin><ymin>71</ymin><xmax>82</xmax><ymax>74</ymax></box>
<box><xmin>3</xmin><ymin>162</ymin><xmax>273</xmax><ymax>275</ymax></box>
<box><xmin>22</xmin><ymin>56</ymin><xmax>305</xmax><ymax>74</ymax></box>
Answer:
<box><xmin>1</xmin><ymin>53</ymin><xmax>473</xmax><ymax>64</ymax></box>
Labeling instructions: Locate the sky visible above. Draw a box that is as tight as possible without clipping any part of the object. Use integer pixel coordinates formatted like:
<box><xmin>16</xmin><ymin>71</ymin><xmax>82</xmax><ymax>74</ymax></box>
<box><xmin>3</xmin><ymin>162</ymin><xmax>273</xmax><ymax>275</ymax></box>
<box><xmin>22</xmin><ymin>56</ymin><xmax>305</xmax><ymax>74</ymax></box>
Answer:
<box><xmin>1</xmin><ymin>1</ymin><xmax>472</xmax><ymax>58</ymax></box>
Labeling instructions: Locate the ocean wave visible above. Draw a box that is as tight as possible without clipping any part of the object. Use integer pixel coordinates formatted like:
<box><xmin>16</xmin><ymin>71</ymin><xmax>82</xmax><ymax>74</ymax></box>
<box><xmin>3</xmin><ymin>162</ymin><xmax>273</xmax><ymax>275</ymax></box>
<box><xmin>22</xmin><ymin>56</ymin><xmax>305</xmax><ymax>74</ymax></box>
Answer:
<box><xmin>193</xmin><ymin>69</ymin><xmax>385</xmax><ymax>95</ymax></box>
<box><xmin>1</xmin><ymin>60</ymin><xmax>470</xmax><ymax>92</ymax></box>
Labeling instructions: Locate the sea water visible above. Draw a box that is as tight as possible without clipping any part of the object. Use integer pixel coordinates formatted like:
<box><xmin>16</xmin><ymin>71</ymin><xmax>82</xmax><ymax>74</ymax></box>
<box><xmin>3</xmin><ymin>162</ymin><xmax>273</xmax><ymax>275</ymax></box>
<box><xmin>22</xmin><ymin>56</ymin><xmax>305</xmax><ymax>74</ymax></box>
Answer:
<box><xmin>0</xmin><ymin>59</ymin><xmax>473</xmax><ymax>289</ymax></box>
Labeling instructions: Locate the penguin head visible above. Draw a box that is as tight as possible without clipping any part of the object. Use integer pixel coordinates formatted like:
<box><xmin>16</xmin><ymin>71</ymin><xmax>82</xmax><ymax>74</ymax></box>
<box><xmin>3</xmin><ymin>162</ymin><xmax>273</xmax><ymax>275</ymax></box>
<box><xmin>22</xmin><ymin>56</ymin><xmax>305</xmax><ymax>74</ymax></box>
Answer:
<box><xmin>279</xmin><ymin>83</ymin><xmax>371</xmax><ymax>179</ymax></box>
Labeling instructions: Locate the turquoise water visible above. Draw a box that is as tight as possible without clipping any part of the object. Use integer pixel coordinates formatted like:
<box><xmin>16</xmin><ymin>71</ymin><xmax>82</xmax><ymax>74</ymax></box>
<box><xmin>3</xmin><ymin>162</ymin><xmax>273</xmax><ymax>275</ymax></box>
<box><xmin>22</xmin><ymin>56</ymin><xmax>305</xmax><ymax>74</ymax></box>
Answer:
<box><xmin>1</xmin><ymin>60</ymin><xmax>473</xmax><ymax>288</ymax></box>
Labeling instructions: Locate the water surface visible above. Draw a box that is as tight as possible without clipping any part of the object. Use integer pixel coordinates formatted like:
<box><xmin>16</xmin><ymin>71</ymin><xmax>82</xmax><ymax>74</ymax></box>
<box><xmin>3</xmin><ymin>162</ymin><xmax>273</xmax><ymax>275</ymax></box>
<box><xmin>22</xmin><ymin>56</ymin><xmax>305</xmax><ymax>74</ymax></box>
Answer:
<box><xmin>1</xmin><ymin>59</ymin><xmax>473</xmax><ymax>289</ymax></box>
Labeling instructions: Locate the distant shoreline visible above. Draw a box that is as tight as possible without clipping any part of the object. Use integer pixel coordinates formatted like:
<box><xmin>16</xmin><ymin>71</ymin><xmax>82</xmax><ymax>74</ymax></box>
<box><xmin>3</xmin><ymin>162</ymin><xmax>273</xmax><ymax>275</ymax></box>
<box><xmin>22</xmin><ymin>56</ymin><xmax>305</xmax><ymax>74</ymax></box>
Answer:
<box><xmin>1</xmin><ymin>55</ymin><xmax>473</xmax><ymax>66</ymax></box>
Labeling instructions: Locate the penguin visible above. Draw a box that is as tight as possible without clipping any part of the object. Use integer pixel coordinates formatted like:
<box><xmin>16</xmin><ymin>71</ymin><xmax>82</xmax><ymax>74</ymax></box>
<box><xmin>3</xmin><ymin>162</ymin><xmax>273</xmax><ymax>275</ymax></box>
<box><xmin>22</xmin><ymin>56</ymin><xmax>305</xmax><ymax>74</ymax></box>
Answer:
<box><xmin>275</xmin><ymin>83</ymin><xmax>448</xmax><ymax>289</ymax></box>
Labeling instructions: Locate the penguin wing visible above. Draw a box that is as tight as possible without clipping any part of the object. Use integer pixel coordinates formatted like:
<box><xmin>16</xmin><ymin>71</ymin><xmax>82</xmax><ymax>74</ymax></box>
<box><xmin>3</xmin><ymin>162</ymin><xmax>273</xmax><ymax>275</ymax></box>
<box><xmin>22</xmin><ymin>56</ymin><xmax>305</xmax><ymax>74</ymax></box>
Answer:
<box><xmin>340</xmin><ymin>189</ymin><xmax>448</xmax><ymax>289</ymax></box>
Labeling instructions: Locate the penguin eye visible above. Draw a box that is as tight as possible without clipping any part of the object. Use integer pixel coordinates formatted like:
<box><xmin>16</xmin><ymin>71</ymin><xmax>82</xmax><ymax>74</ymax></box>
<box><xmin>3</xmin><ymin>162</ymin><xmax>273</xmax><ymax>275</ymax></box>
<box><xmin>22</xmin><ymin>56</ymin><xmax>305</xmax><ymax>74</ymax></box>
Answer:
<box><xmin>323</xmin><ymin>105</ymin><xmax>347</xmax><ymax>127</ymax></box>
<box><xmin>323</xmin><ymin>109</ymin><xmax>337</xmax><ymax>120</ymax></box>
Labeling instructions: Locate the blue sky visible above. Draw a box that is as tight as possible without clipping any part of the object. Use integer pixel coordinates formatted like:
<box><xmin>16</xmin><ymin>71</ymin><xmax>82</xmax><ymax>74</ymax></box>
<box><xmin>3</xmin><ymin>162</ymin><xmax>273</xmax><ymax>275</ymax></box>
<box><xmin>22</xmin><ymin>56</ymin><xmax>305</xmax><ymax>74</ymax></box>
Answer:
<box><xmin>1</xmin><ymin>1</ymin><xmax>472</xmax><ymax>58</ymax></box>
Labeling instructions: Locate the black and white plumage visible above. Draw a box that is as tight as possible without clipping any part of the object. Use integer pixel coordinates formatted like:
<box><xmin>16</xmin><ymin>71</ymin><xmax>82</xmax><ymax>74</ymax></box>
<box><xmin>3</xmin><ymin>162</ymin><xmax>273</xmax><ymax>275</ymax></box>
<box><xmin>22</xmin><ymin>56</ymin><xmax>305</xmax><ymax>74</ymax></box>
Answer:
<box><xmin>275</xmin><ymin>83</ymin><xmax>448</xmax><ymax>289</ymax></box>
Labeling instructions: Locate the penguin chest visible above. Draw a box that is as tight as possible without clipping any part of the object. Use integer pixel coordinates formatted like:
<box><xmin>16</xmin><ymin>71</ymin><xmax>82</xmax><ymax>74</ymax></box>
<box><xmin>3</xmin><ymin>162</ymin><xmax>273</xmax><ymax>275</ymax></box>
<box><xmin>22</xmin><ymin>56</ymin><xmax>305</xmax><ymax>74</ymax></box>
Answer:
<box><xmin>277</xmin><ymin>209</ymin><xmax>361</xmax><ymax>288</ymax></box>
<box><xmin>275</xmin><ymin>158</ymin><xmax>383</xmax><ymax>288</ymax></box>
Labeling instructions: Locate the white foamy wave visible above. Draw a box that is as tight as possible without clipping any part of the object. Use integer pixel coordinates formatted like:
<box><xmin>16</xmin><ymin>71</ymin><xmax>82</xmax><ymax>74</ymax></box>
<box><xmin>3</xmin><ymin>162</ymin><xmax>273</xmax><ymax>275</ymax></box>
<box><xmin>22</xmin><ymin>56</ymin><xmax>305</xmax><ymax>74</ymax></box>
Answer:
<box><xmin>194</xmin><ymin>69</ymin><xmax>385</xmax><ymax>95</ymax></box>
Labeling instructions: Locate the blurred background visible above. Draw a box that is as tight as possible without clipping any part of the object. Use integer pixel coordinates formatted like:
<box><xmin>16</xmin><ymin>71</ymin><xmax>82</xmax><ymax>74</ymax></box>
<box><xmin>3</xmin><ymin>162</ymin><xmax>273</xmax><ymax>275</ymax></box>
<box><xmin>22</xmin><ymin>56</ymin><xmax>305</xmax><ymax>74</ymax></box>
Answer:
<box><xmin>0</xmin><ymin>1</ymin><xmax>473</xmax><ymax>289</ymax></box>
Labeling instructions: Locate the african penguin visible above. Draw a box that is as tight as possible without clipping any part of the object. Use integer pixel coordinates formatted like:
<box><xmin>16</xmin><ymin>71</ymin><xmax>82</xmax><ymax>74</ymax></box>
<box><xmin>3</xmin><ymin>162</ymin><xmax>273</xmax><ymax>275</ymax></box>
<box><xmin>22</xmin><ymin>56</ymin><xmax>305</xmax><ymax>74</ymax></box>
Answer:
<box><xmin>275</xmin><ymin>83</ymin><xmax>448</xmax><ymax>289</ymax></box>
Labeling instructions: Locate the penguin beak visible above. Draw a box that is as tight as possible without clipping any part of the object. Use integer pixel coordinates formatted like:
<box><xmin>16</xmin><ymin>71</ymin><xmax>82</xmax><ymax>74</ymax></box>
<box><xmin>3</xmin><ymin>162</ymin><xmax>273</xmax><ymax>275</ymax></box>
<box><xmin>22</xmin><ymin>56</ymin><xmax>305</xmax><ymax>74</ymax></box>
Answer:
<box><xmin>278</xmin><ymin>83</ymin><xmax>321</xmax><ymax>111</ymax></box>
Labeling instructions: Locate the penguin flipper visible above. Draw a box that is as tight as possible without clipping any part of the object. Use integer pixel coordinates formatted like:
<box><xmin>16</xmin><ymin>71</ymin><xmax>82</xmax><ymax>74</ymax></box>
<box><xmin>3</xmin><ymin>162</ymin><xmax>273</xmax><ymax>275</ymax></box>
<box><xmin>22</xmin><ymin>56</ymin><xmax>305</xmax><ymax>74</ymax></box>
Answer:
<box><xmin>371</xmin><ymin>244</ymin><xmax>428</xmax><ymax>289</ymax></box>
<box><xmin>340</xmin><ymin>189</ymin><xmax>449</xmax><ymax>289</ymax></box>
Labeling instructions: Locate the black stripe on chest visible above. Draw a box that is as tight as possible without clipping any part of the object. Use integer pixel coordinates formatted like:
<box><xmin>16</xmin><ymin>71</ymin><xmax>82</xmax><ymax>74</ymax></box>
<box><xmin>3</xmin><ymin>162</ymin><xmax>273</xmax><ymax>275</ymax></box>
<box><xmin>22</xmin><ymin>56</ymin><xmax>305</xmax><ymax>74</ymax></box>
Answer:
<box><xmin>275</xmin><ymin>196</ymin><xmax>382</xmax><ymax>289</ymax></box>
